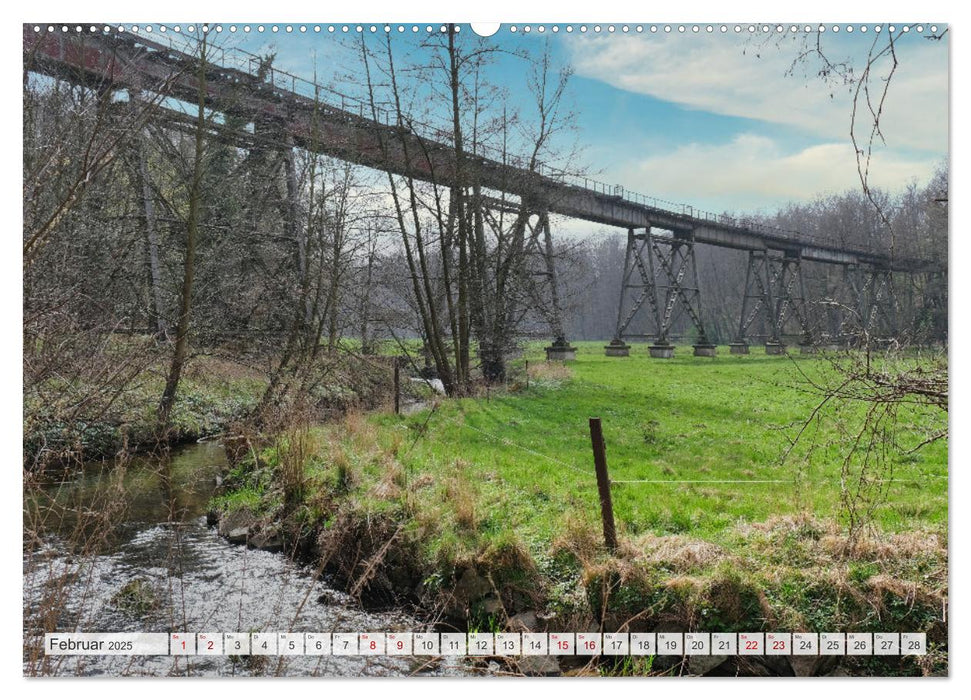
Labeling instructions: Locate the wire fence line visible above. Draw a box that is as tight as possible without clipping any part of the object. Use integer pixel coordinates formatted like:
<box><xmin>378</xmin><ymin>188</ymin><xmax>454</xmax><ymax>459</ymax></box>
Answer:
<box><xmin>436</xmin><ymin>412</ymin><xmax>591</xmax><ymax>479</ymax></box>
<box><xmin>611</xmin><ymin>476</ymin><xmax>947</xmax><ymax>485</ymax></box>
<box><xmin>612</xmin><ymin>479</ymin><xmax>793</xmax><ymax>485</ymax></box>
<box><xmin>424</xmin><ymin>411</ymin><xmax>947</xmax><ymax>488</ymax></box>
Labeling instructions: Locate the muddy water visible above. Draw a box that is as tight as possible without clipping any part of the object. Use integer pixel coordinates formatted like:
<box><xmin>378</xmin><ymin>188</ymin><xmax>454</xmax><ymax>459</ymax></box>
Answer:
<box><xmin>23</xmin><ymin>441</ymin><xmax>467</xmax><ymax>677</ymax></box>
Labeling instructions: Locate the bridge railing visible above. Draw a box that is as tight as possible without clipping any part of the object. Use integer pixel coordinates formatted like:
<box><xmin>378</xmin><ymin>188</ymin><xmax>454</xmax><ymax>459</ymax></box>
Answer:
<box><xmin>144</xmin><ymin>30</ymin><xmax>886</xmax><ymax>260</ymax></box>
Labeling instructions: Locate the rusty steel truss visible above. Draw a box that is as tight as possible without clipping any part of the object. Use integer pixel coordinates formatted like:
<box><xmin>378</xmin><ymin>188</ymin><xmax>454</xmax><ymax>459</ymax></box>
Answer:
<box><xmin>23</xmin><ymin>26</ymin><xmax>943</xmax><ymax>355</ymax></box>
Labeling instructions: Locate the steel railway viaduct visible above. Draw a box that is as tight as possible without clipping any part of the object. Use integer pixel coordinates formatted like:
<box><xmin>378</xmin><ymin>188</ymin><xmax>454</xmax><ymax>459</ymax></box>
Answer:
<box><xmin>24</xmin><ymin>26</ymin><xmax>945</xmax><ymax>360</ymax></box>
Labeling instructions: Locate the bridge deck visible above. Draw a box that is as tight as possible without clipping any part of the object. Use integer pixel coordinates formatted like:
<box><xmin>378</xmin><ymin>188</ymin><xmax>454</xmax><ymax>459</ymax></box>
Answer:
<box><xmin>23</xmin><ymin>27</ymin><xmax>937</xmax><ymax>273</ymax></box>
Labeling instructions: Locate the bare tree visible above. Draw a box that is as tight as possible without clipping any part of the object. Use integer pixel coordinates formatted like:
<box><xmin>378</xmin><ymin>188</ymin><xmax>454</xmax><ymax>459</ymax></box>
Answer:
<box><xmin>358</xmin><ymin>29</ymin><xmax>579</xmax><ymax>390</ymax></box>
<box><xmin>772</xmin><ymin>26</ymin><xmax>948</xmax><ymax>539</ymax></box>
<box><xmin>156</xmin><ymin>32</ymin><xmax>210</xmax><ymax>436</ymax></box>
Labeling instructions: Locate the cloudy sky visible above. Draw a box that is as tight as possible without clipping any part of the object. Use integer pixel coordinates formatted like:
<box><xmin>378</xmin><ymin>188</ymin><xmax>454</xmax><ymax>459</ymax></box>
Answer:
<box><xmin>191</xmin><ymin>23</ymin><xmax>947</xmax><ymax>218</ymax></box>
<box><xmin>562</xmin><ymin>26</ymin><xmax>948</xmax><ymax>213</ymax></box>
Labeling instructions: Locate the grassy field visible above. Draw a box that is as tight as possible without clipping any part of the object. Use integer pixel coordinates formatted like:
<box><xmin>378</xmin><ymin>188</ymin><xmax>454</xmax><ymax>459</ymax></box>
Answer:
<box><xmin>215</xmin><ymin>340</ymin><xmax>948</xmax><ymax>674</ymax></box>
<box><xmin>370</xmin><ymin>341</ymin><xmax>946</xmax><ymax>541</ymax></box>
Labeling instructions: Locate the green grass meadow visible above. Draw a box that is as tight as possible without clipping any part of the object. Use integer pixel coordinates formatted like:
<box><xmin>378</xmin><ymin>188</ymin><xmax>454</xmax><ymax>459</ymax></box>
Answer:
<box><xmin>216</xmin><ymin>340</ymin><xmax>948</xmax><ymax>672</ymax></box>
<box><xmin>369</xmin><ymin>341</ymin><xmax>946</xmax><ymax>545</ymax></box>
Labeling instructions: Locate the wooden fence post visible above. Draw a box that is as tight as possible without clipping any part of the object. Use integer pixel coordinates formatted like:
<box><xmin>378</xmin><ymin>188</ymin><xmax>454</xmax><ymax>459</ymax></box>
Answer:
<box><xmin>588</xmin><ymin>417</ymin><xmax>618</xmax><ymax>552</ymax></box>
<box><xmin>393</xmin><ymin>357</ymin><xmax>400</xmax><ymax>415</ymax></box>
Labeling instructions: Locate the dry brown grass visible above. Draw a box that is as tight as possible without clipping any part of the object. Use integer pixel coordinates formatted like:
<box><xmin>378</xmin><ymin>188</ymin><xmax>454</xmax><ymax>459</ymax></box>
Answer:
<box><xmin>343</xmin><ymin>410</ymin><xmax>378</xmax><ymax>451</ymax></box>
<box><xmin>547</xmin><ymin>509</ymin><xmax>947</xmax><ymax>648</ymax></box>
<box><xmin>369</xmin><ymin>454</ymin><xmax>405</xmax><ymax>500</ymax></box>
<box><xmin>820</xmin><ymin>529</ymin><xmax>945</xmax><ymax>561</ymax></box>
<box><xmin>409</xmin><ymin>473</ymin><xmax>435</xmax><ymax>490</ymax></box>
<box><xmin>329</xmin><ymin>443</ymin><xmax>356</xmax><ymax>492</ymax></box>
<box><xmin>736</xmin><ymin>512</ymin><xmax>832</xmax><ymax>537</ymax></box>
<box><xmin>276</xmin><ymin>423</ymin><xmax>317</xmax><ymax>509</ymax></box>
<box><xmin>370</xmin><ymin>476</ymin><xmax>402</xmax><ymax>500</ymax></box>
<box><xmin>633</xmin><ymin>534</ymin><xmax>726</xmax><ymax>571</ymax></box>
<box><xmin>183</xmin><ymin>354</ymin><xmax>266</xmax><ymax>383</ymax></box>
<box><xmin>444</xmin><ymin>475</ymin><xmax>478</xmax><ymax>531</ymax></box>
<box><xmin>551</xmin><ymin>513</ymin><xmax>603</xmax><ymax>567</ymax></box>
<box><xmin>476</xmin><ymin>532</ymin><xmax>536</xmax><ymax>576</ymax></box>
<box><xmin>663</xmin><ymin>575</ymin><xmax>705</xmax><ymax>597</ymax></box>
<box><xmin>387</xmin><ymin>429</ymin><xmax>404</xmax><ymax>457</ymax></box>
<box><xmin>528</xmin><ymin>360</ymin><xmax>573</xmax><ymax>384</ymax></box>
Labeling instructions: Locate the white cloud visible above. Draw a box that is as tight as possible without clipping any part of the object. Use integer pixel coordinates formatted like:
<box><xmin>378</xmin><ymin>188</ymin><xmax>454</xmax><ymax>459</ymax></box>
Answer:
<box><xmin>568</xmin><ymin>32</ymin><xmax>948</xmax><ymax>154</ymax></box>
<box><xmin>612</xmin><ymin>133</ymin><xmax>941</xmax><ymax>214</ymax></box>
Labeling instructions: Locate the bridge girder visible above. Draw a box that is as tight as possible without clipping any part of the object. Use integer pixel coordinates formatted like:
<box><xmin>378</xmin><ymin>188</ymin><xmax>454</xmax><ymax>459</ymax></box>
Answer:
<box><xmin>731</xmin><ymin>251</ymin><xmax>814</xmax><ymax>354</ymax></box>
<box><xmin>609</xmin><ymin>227</ymin><xmax>713</xmax><ymax>357</ymax></box>
<box><xmin>23</xmin><ymin>26</ymin><xmax>941</xmax><ymax>356</ymax></box>
<box><xmin>23</xmin><ymin>27</ymin><xmax>939</xmax><ymax>276</ymax></box>
<box><xmin>841</xmin><ymin>264</ymin><xmax>900</xmax><ymax>346</ymax></box>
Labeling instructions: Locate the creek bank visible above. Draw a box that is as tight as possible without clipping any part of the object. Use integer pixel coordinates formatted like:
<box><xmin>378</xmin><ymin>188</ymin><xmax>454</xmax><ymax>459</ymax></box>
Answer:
<box><xmin>208</xmin><ymin>473</ymin><xmax>948</xmax><ymax>677</ymax></box>
<box><xmin>206</xmin><ymin>493</ymin><xmax>945</xmax><ymax>678</ymax></box>
<box><xmin>25</xmin><ymin>440</ymin><xmax>434</xmax><ymax>677</ymax></box>
<box><xmin>205</xmin><ymin>363</ymin><xmax>947</xmax><ymax>677</ymax></box>
<box><xmin>25</xmin><ymin>351</ymin><xmax>411</xmax><ymax>468</ymax></box>
<box><xmin>207</xmin><ymin>494</ymin><xmax>565</xmax><ymax>674</ymax></box>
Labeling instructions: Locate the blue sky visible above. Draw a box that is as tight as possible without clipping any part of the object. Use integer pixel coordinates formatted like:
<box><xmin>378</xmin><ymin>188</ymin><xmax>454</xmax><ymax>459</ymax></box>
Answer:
<box><xmin>161</xmin><ymin>23</ymin><xmax>948</xmax><ymax>218</ymax></box>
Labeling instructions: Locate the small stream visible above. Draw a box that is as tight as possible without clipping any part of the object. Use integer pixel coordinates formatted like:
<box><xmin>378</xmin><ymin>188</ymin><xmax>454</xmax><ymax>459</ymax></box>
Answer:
<box><xmin>23</xmin><ymin>441</ymin><xmax>467</xmax><ymax>677</ymax></box>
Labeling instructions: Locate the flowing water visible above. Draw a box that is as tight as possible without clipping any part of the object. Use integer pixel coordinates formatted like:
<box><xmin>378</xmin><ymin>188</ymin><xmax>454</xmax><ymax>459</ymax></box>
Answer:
<box><xmin>23</xmin><ymin>441</ymin><xmax>467</xmax><ymax>677</ymax></box>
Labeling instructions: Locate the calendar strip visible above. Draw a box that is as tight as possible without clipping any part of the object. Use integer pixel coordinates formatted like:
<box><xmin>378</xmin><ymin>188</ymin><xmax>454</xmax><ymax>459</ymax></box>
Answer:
<box><xmin>44</xmin><ymin>632</ymin><xmax>928</xmax><ymax>657</ymax></box>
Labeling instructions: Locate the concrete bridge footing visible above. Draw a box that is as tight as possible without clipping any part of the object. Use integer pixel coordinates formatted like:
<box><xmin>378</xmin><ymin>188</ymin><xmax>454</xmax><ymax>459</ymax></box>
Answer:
<box><xmin>545</xmin><ymin>338</ymin><xmax>577</xmax><ymax>361</ymax></box>
<box><xmin>604</xmin><ymin>339</ymin><xmax>631</xmax><ymax>357</ymax></box>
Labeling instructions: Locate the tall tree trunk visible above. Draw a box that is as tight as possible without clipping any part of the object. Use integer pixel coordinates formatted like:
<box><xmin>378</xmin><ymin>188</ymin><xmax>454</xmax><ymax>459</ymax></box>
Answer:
<box><xmin>283</xmin><ymin>134</ymin><xmax>311</xmax><ymax>328</ymax></box>
<box><xmin>448</xmin><ymin>25</ymin><xmax>471</xmax><ymax>388</ymax></box>
<box><xmin>359</xmin><ymin>225</ymin><xmax>376</xmax><ymax>354</ymax></box>
<box><xmin>326</xmin><ymin>175</ymin><xmax>350</xmax><ymax>354</ymax></box>
<box><xmin>376</xmin><ymin>34</ymin><xmax>455</xmax><ymax>393</ymax></box>
<box><xmin>135</xmin><ymin>132</ymin><xmax>166</xmax><ymax>339</ymax></box>
<box><xmin>157</xmin><ymin>35</ymin><xmax>207</xmax><ymax>436</ymax></box>
<box><xmin>255</xmin><ymin>143</ymin><xmax>316</xmax><ymax>418</ymax></box>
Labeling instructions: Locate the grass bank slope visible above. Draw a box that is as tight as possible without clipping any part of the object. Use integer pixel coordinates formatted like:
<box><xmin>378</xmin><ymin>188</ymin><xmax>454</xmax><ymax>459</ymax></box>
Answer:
<box><xmin>213</xmin><ymin>341</ymin><xmax>947</xmax><ymax>675</ymax></box>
